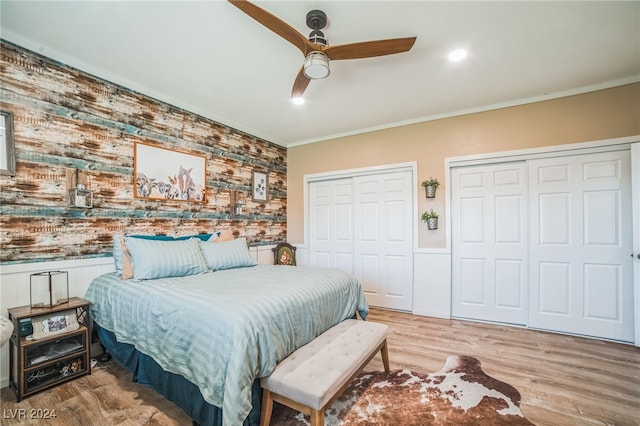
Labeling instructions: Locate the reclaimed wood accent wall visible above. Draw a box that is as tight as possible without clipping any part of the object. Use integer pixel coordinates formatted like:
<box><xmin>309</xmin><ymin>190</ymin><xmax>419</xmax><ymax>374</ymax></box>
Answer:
<box><xmin>0</xmin><ymin>41</ymin><xmax>287</xmax><ymax>264</ymax></box>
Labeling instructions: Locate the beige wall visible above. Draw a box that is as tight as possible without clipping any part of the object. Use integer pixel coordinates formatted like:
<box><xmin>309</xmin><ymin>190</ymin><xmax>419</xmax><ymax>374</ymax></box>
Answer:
<box><xmin>287</xmin><ymin>83</ymin><xmax>640</xmax><ymax>248</ymax></box>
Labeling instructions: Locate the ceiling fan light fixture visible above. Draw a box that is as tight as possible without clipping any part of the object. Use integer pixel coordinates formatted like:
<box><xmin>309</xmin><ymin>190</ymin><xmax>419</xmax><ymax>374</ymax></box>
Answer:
<box><xmin>291</xmin><ymin>96</ymin><xmax>305</xmax><ymax>105</ymax></box>
<box><xmin>303</xmin><ymin>51</ymin><xmax>330</xmax><ymax>79</ymax></box>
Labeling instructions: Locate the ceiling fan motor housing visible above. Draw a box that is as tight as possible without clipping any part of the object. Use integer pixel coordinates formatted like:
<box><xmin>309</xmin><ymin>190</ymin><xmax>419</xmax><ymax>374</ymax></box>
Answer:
<box><xmin>306</xmin><ymin>10</ymin><xmax>328</xmax><ymax>46</ymax></box>
<box><xmin>309</xmin><ymin>30</ymin><xmax>327</xmax><ymax>46</ymax></box>
<box><xmin>306</xmin><ymin>10</ymin><xmax>327</xmax><ymax>30</ymax></box>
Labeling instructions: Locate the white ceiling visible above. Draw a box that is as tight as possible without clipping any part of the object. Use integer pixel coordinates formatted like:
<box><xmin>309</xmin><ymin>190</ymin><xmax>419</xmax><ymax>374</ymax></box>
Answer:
<box><xmin>1</xmin><ymin>1</ymin><xmax>639</xmax><ymax>147</ymax></box>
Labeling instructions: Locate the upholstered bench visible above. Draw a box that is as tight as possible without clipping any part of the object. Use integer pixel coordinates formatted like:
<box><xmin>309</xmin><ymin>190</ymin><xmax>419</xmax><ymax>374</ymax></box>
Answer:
<box><xmin>259</xmin><ymin>319</ymin><xmax>390</xmax><ymax>426</ymax></box>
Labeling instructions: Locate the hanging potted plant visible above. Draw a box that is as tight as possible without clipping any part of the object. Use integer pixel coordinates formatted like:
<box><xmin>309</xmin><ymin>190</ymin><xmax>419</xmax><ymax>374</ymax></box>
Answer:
<box><xmin>421</xmin><ymin>209</ymin><xmax>439</xmax><ymax>230</ymax></box>
<box><xmin>421</xmin><ymin>177</ymin><xmax>440</xmax><ymax>198</ymax></box>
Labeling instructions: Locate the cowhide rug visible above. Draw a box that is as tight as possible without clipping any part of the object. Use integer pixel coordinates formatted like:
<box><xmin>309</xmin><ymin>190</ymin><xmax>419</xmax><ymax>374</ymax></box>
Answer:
<box><xmin>270</xmin><ymin>355</ymin><xmax>535</xmax><ymax>425</ymax></box>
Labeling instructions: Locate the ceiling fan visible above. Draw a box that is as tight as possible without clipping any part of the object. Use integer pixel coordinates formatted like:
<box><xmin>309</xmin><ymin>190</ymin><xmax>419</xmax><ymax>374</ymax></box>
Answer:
<box><xmin>228</xmin><ymin>0</ymin><xmax>417</xmax><ymax>100</ymax></box>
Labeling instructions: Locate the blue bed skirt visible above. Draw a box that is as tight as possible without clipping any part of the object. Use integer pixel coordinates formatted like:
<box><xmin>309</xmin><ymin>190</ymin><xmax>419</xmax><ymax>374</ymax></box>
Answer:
<box><xmin>96</xmin><ymin>324</ymin><xmax>262</xmax><ymax>426</ymax></box>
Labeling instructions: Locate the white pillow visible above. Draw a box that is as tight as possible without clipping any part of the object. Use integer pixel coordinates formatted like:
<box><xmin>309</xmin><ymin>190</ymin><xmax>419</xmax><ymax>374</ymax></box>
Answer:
<box><xmin>125</xmin><ymin>237</ymin><xmax>208</xmax><ymax>280</ymax></box>
<box><xmin>199</xmin><ymin>237</ymin><xmax>257</xmax><ymax>271</ymax></box>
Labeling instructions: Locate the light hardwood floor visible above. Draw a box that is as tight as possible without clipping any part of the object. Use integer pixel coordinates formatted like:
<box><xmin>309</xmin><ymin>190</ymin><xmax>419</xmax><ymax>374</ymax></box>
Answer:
<box><xmin>366</xmin><ymin>308</ymin><xmax>640</xmax><ymax>426</ymax></box>
<box><xmin>1</xmin><ymin>308</ymin><xmax>639</xmax><ymax>425</ymax></box>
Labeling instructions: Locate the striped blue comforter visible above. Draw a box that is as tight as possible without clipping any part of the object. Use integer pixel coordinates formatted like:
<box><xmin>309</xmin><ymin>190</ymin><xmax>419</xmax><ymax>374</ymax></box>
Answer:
<box><xmin>84</xmin><ymin>265</ymin><xmax>368</xmax><ymax>426</ymax></box>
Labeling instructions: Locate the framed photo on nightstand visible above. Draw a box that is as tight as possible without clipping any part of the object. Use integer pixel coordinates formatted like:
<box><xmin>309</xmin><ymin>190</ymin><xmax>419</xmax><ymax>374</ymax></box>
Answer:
<box><xmin>31</xmin><ymin>309</ymin><xmax>79</xmax><ymax>340</ymax></box>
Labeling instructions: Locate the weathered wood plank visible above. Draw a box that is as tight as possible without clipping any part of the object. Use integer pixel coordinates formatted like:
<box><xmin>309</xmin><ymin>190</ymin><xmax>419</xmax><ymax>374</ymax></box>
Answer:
<box><xmin>0</xmin><ymin>214</ymin><xmax>286</xmax><ymax>263</ymax></box>
<box><xmin>0</xmin><ymin>41</ymin><xmax>288</xmax><ymax>264</ymax></box>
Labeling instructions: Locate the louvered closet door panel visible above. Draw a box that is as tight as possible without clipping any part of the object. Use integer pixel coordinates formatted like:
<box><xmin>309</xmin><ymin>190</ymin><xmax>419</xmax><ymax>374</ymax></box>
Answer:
<box><xmin>451</xmin><ymin>162</ymin><xmax>528</xmax><ymax>325</ymax></box>
<box><xmin>309</xmin><ymin>179</ymin><xmax>354</xmax><ymax>273</ymax></box>
<box><xmin>529</xmin><ymin>150</ymin><xmax>634</xmax><ymax>342</ymax></box>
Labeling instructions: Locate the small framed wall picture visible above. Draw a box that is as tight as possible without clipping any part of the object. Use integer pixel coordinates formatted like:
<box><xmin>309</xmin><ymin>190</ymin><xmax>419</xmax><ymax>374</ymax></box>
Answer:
<box><xmin>252</xmin><ymin>170</ymin><xmax>268</xmax><ymax>202</ymax></box>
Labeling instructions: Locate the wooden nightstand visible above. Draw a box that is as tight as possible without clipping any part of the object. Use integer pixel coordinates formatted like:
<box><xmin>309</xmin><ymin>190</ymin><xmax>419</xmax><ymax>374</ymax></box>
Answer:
<box><xmin>7</xmin><ymin>297</ymin><xmax>91</xmax><ymax>401</ymax></box>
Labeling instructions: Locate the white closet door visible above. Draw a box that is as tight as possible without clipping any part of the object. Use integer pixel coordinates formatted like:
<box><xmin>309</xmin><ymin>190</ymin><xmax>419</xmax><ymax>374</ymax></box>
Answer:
<box><xmin>309</xmin><ymin>178</ymin><xmax>354</xmax><ymax>274</ymax></box>
<box><xmin>632</xmin><ymin>143</ymin><xmax>640</xmax><ymax>347</ymax></box>
<box><xmin>529</xmin><ymin>150</ymin><xmax>634</xmax><ymax>342</ymax></box>
<box><xmin>353</xmin><ymin>171</ymin><xmax>414</xmax><ymax>310</ymax></box>
<box><xmin>451</xmin><ymin>162</ymin><xmax>528</xmax><ymax>325</ymax></box>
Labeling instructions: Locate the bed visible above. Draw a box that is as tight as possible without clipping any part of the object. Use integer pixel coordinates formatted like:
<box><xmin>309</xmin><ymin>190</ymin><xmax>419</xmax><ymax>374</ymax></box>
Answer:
<box><xmin>84</xmin><ymin>235</ymin><xmax>368</xmax><ymax>426</ymax></box>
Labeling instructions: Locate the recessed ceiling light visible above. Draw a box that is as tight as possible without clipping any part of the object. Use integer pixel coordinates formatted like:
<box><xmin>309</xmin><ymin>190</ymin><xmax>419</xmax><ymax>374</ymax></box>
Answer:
<box><xmin>291</xmin><ymin>96</ymin><xmax>305</xmax><ymax>105</ymax></box>
<box><xmin>448</xmin><ymin>49</ymin><xmax>467</xmax><ymax>62</ymax></box>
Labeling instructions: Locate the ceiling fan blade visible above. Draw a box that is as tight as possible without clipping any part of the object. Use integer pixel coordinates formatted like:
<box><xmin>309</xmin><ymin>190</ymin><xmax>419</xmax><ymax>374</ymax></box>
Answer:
<box><xmin>324</xmin><ymin>37</ymin><xmax>417</xmax><ymax>60</ymax></box>
<box><xmin>291</xmin><ymin>67</ymin><xmax>311</xmax><ymax>99</ymax></box>
<box><xmin>228</xmin><ymin>0</ymin><xmax>316</xmax><ymax>55</ymax></box>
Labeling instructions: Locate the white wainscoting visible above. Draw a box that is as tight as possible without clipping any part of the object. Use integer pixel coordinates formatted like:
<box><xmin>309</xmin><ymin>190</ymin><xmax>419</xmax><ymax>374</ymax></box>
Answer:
<box><xmin>0</xmin><ymin>257</ymin><xmax>116</xmax><ymax>320</ymax></box>
<box><xmin>413</xmin><ymin>250</ymin><xmax>452</xmax><ymax>319</ymax></box>
<box><xmin>250</xmin><ymin>245</ymin><xmax>276</xmax><ymax>266</ymax></box>
<box><xmin>294</xmin><ymin>245</ymin><xmax>451</xmax><ymax>318</ymax></box>
<box><xmin>292</xmin><ymin>245</ymin><xmax>309</xmax><ymax>267</ymax></box>
<box><xmin>0</xmin><ymin>245</ymin><xmax>276</xmax><ymax>389</ymax></box>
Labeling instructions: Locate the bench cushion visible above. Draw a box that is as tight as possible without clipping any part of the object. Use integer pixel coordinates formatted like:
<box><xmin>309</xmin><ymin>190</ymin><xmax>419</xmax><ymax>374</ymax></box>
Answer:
<box><xmin>261</xmin><ymin>319</ymin><xmax>388</xmax><ymax>410</ymax></box>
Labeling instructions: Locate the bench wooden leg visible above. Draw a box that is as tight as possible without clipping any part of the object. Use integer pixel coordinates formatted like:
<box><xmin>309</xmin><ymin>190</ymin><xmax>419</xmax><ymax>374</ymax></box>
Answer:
<box><xmin>381</xmin><ymin>339</ymin><xmax>390</xmax><ymax>372</ymax></box>
<box><xmin>260</xmin><ymin>389</ymin><xmax>274</xmax><ymax>426</ymax></box>
<box><xmin>310</xmin><ymin>408</ymin><xmax>324</xmax><ymax>426</ymax></box>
